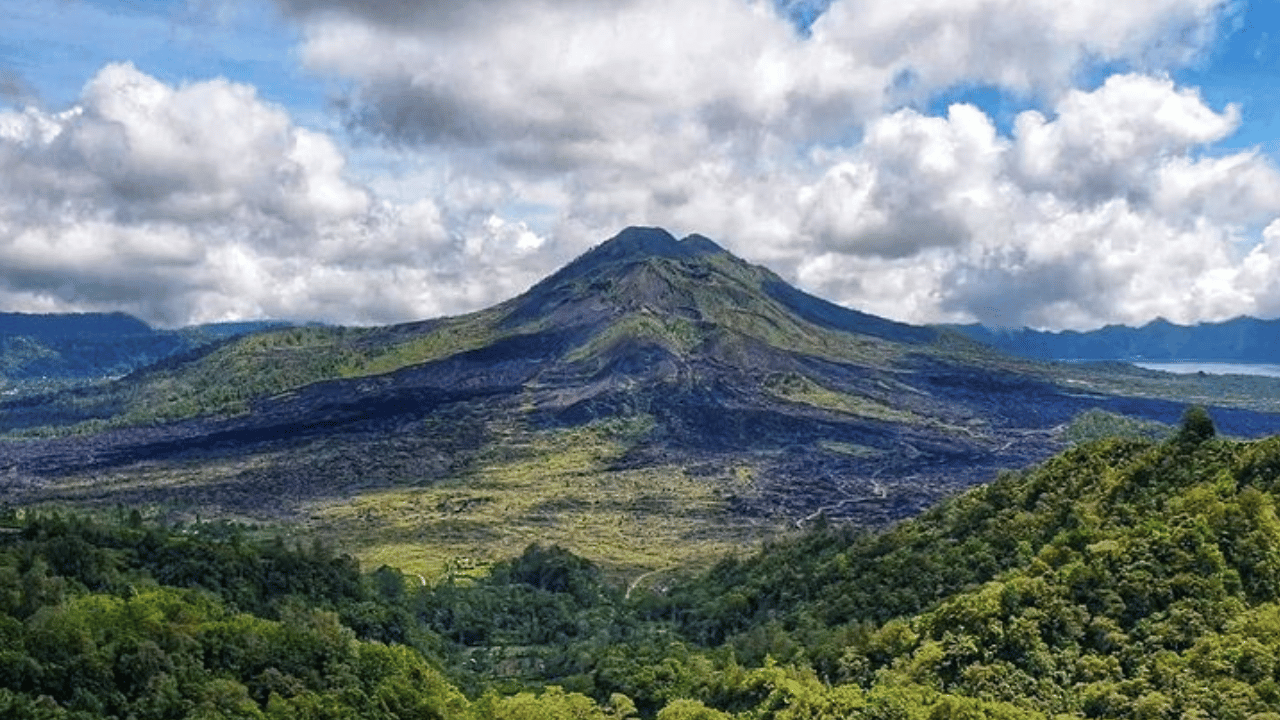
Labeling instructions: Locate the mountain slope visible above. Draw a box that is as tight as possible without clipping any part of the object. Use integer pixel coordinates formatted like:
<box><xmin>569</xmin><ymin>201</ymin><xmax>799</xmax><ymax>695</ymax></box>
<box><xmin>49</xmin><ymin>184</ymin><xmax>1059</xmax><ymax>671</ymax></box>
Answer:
<box><xmin>0</xmin><ymin>311</ymin><xmax>291</xmax><ymax>398</ymax></box>
<box><xmin>1</xmin><ymin>228</ymin><xmax>950</xmax><ymax>430</ymax></box>
<box><xmin>6</xmin><ymin>227</ymin><xmax>1280</xmax><ymax>577</ymax></box>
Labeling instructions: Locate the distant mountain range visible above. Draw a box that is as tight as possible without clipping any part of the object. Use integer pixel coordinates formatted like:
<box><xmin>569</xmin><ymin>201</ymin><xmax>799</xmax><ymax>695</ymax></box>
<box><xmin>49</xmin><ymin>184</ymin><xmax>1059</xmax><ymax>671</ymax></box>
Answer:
<box><xmin>949</xmin><ymin>316</ymin><xmax>1280</xmax><ymax>362</ymax></box>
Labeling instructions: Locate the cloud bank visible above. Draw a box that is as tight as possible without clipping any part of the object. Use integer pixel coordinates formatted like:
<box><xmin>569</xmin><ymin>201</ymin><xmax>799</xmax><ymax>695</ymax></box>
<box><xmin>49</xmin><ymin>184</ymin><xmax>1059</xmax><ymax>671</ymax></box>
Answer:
<box><xmin>0</xmin><ymin>63</ymin><xmax>549</xmax><ymax>325</ymax></box>
<box><xmin>4</xmin><ymin>0</ymin><xmax>1280</xmax><ymax>330</ymax></box>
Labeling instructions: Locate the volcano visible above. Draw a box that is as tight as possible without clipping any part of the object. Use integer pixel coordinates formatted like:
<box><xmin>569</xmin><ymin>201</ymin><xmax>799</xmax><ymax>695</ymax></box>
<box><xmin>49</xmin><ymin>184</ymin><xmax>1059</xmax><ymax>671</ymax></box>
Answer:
<box><xmin>6</xmin><ymin>227</ymin><xmax>1280</xmax><ymax>544</ymax></box>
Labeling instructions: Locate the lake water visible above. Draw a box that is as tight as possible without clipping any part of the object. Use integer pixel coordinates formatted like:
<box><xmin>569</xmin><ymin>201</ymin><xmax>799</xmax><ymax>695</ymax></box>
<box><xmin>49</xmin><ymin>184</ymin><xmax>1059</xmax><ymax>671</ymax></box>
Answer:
<box><xmin>1133</xmin><ymin>362</ymin><xmax>1280</xmax><ymax>378</ymax></box>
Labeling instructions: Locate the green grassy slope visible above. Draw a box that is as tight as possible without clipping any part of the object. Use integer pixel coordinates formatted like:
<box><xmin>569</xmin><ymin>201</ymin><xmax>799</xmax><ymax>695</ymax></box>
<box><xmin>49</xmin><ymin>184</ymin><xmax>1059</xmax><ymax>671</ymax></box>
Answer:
<box><xmin>0</xmin><ymin>310</ymin><xmax>508</xmax><ymax>433</ymax></box>
<box><xmin>0</xmin><ymin>314</ymin><xmax>291</xmax><ymax>394</ymax></box>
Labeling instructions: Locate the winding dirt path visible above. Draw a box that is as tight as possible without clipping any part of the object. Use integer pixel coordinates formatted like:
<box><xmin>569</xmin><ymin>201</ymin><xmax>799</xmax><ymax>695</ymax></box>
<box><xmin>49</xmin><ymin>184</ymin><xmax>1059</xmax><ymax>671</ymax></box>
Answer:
<box><xmin>626</xmin><ymin>566</ymin><xmax>677</xmax><ymax>600</ymax></box>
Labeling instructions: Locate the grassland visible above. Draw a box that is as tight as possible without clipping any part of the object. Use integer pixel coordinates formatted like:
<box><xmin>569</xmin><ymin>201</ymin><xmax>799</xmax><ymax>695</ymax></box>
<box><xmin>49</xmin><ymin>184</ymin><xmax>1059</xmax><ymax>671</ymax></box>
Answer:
<box><xmin>0</xmin><ymin>310</ymin><xmax>514</xmax><ymax>437</ymax></box>
<box><xmin>764</xmin><ymin>371</ymin><xmax>922</xmax><ymax>424</ymax></box>
<box><xmin>301</xmin><ymin>416</ymin><xmax>771</xmax><ymax>582</ymax></box>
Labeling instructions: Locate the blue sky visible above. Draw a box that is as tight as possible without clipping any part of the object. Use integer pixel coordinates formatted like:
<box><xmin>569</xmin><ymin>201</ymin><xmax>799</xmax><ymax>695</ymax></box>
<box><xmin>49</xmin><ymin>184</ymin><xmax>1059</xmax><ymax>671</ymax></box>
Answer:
<box><xmin>1183</xmin><ymin>0</ymin><xmax>1280</xmax><ymax>152</ymax></box>
<box><xmin>11</xmin><ymin>2</ymin><xmax>1276</xmax><ymax>147</ymax></box>
<box><xmin>1</xmin><ymin>0</ymin><xmax>1279</xmax><ymax>329</ymax></box>
<box><xmin>1</xmin><ymin>1</ymin><xmax>324</xmax><ymax>114</ymax></box>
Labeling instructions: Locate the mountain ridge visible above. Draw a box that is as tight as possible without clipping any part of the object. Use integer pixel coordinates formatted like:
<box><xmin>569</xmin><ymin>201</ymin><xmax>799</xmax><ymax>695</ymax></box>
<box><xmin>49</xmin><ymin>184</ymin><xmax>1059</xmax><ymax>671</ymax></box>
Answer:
<box><xmin>0</xmin><ymin>311</ymin><xmax>152</xmax><ymax>338</ymax></box>
<box><xmin>0</xmin><ymin>311</ymin><xmax>293</xmax><ymax>390</ymax></box>
<box><xmin>950</xmin><ymin>315</ymin><xmax>1280</xmax><ymax>362</ymax></box>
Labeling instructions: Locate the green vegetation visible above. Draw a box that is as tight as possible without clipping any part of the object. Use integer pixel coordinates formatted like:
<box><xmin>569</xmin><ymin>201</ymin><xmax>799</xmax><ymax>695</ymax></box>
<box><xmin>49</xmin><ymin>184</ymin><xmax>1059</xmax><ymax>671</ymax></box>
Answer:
<box><xmin>305</xmin><ymin>416</ymin><xmax>763</xmax><ymax>580</ymax></box>
<box><xmin>121</xmin><ymin>315</ymin><xmax>505</xmax><ymax>423</ymax></box>
<box><xmin>23</xmin><ymin>416</ymin><xmax>769</xmax><ymax>583</ymax></box>
<box><xmin>1</xmin><ymin>312</ymin><xmax>507</xmax><ymax>435</ymax></box>
<box><xmin>566</xmin><ymin>311</ymin><xmax>703</xmax><ymax>361</ymax></box>
<box><xmin>630</xmin><ymin>254</ymin><xmax>906</xmax><ymax>367</ymax></box>
<box><xmin>11</xmin><ymin>410</ymin><xmax>1280</xmax><ymax>717</ymax></box>
<box><xmin>342</xmin><ymin>313</ymin><xmax>503</xmax><ymax>378</ymax></box>
<box><xmin>120</xmin><ymin>327</ymin><xmax>364</xmax><ymax>422</ymax></box>
<box><xmin>1064</xmin><ymin>409</ymin><xmax>1172</xmax><ymax>444</ymax></box>
<box><xmin>1176</xmin><ymin>404</ymin><xmax>1216</xmax><ymax>444</ymax></box>
<box><xmin>764</xmin><ymin>372</ymin><xmax>920</xmax><ymax>424</ymax></box>
<box><xmin>14</xmin><ymin>231</ymin><xmax>1280</xmax><ymax>716</ymax></box>
<box><xmin>0</xmin><ymin>314</ymin><xmax>295</xmax><ymax>400</ymax></box>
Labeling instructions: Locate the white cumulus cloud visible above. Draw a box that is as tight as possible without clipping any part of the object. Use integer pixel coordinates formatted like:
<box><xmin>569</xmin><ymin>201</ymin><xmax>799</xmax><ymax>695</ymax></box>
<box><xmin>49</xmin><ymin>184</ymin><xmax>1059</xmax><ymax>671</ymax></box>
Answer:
<box><xmin>0</xmin><ymin>63</ymin><xmax>551</xmax><ymax>326</ymax></box>
<box><xmin>6</xmin><ymin>0</ymin><xmax>1278</xmax><ymax>332</ymax></box>
<box><xmin>259</xmin><ymin>0</ymin><xmax>1278</xmax><ymax>330</ymax></box>
<box><xmin>792</xmin><ymin>73</ymin><xmax>1280</xmax><ymax>329</ymax></box>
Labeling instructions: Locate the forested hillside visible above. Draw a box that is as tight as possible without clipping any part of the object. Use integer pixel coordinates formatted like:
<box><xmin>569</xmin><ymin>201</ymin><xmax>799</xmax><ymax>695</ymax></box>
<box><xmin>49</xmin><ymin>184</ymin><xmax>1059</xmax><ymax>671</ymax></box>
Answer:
<box><xmin>7</xmin><ymin>409</ymin><xmax>1280</xmax><ymax>718</ymax></box>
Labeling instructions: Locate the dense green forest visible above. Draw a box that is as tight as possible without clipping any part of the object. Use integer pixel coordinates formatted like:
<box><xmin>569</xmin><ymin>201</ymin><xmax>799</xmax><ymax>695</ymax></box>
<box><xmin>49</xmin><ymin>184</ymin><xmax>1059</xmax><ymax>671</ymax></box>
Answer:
<box><xmin>6</xmin><ymin>409</ymin><xmax>1280</xmax><ymax>718</ymax></box>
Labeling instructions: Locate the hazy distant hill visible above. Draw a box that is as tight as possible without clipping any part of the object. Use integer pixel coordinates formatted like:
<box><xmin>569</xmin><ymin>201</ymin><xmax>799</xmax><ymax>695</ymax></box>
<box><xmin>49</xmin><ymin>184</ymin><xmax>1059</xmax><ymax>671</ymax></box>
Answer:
<box><xmin>949</xmin><ymin>316</ymin><xmax>1280</xmax><ymax>361</ymax></box>
<box><xmin>0</xmin><ymin>311</ymin><xmax>152</xmax><ymax>338</ymax></box>
<box><xmin>0</xmin><ymin>312</ymin><xmax>290</xmax><ymax>384</ymax></box>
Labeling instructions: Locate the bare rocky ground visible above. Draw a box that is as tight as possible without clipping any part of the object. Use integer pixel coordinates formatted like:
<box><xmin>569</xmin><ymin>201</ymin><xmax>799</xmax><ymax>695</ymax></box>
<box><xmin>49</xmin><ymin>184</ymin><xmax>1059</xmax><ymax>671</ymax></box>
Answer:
<box><xmin>6</xmin><ymin>333</ymin><xmax>1277</xmax><ymax>531</ymax></box>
